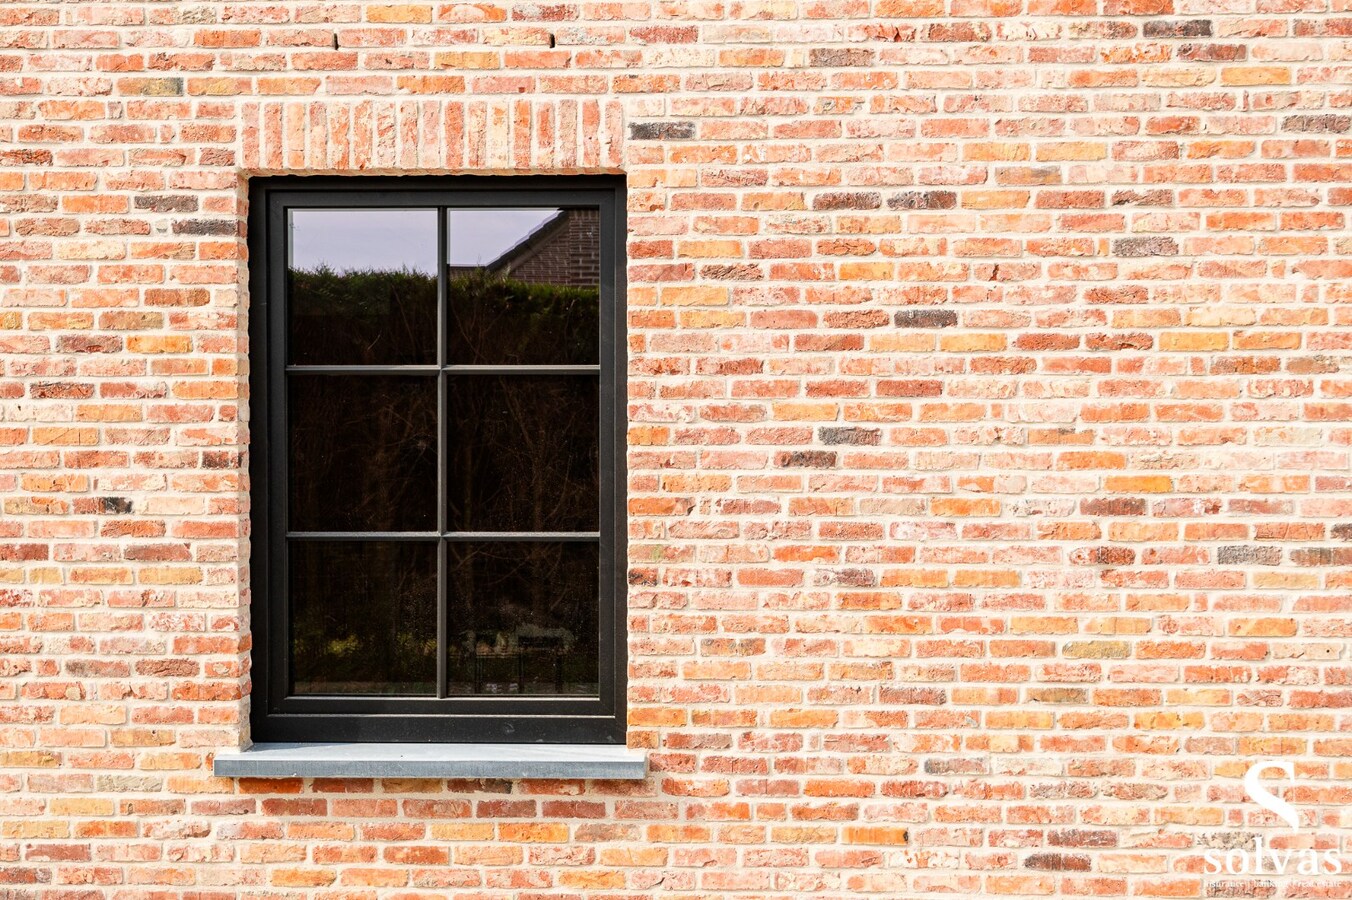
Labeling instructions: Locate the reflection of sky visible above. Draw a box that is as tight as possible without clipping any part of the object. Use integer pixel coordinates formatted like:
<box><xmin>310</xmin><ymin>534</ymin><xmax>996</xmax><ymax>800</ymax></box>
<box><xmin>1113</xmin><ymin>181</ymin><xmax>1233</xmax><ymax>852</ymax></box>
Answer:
<box><xmin>448</xmin><ymin>209</ymin><xmax>557</xmax><ymax>265</ymax></box>
<box><xmin>288</xmin><ymin>208</ymin><xmax>559</xmax><ymax>273</ymax></box>
<box><xmin>290</xmin><ymin>209</ymin><xmax>437</xmax><ymax>273</ymax></box>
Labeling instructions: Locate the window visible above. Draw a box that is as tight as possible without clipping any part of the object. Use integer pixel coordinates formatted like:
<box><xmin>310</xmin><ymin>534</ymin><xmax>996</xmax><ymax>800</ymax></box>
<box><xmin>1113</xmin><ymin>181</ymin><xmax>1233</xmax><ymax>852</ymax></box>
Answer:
<box><xmin>248</xmin><ymin>177</ymin><xmax>626</xmax><ymax>743</ymax></box>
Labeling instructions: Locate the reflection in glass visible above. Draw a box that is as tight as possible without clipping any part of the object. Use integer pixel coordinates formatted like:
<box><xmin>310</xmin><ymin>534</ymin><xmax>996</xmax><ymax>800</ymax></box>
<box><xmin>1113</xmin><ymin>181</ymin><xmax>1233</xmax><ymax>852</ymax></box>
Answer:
<box><xmin>447</xmin><ymin>208</ymin><xmax>600</xmax><ymax>365</ymax></box>
<box><xmin>290</xmin><ymin>540</ymin><xmax>437</xmax><ymax>695</ymax></box>
<box><xmin>446</xmin><ymin>542</ymin><xmax>599</xmax><ymax>696</ymax></box>
<box><xmin>289</xmin><ymin>375</ymin><xmax>437</xmax><ymax>532</ymax></box>
<box><xmin>447</xmin><ymin>375</ymin><xmax>599</xmax><ymax>532</ymax></box>
<box><xmin>288</xmin><ymin>209</ymin><xmax>438</xmax><ymax>365</ymax></box>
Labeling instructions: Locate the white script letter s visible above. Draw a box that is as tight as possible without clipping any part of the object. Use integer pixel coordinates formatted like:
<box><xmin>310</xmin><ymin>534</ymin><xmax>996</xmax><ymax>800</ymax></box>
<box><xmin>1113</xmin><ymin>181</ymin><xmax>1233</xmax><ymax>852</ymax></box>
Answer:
<box><xmin>1243</xmin><ymin>760</ymin><xmax>1300</xmax><ymax>830</ymax></box>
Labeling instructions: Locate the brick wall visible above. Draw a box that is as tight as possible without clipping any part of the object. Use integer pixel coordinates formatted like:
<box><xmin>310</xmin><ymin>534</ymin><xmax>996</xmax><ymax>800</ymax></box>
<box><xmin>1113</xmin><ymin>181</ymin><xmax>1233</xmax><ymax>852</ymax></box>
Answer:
<box><xmin>2</xmin><ymin>2</ymin><xmax>1351</xmax><ymax>898</ymax></box>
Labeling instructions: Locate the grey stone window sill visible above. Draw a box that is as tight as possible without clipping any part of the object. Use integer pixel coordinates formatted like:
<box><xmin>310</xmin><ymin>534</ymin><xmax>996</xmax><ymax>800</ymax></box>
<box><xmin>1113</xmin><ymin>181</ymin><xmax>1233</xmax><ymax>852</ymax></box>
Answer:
<box><xmin>213</xmin><ymin>742</ymin><xmax>647</xmax><ymax>780</ymax></box>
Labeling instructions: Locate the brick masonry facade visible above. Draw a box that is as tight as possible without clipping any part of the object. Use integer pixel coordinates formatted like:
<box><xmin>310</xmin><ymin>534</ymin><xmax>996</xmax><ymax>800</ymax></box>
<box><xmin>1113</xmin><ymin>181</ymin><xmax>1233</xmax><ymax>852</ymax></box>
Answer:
<box><xmin>2</xmin><ymin>1</ymin><xmax>1351</xmax><ymax>898</ymax></box>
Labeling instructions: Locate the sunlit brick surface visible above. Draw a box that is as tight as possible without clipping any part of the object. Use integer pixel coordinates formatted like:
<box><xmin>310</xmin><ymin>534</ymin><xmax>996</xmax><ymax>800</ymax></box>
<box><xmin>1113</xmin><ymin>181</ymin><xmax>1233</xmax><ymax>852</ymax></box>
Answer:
<box><xmin>1</xmin><ymin>1</ymin><xmax>1351</xmax><ymax>897</ymax></box>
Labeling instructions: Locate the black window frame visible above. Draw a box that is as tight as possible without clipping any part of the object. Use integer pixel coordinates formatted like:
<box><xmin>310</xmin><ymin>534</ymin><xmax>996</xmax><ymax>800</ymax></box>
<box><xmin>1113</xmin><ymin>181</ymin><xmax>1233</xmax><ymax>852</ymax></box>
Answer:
<box><xmin>247</xmin><ymin>175</ymin><xmax>627</xmax><ymax>744</ymax></box>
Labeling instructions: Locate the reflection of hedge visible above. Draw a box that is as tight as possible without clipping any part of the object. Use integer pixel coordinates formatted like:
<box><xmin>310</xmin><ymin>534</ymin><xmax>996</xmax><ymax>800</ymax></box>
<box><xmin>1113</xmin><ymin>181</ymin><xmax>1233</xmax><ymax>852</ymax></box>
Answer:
<box><xmin>289</xmin><ymin>266</ymin><xmax>438</xmax><ymax>365</ymax></box>
<box><xmin>289</xmin><ymin>265</ymin><xmax>437</xmax><ymax>316</ymax></box>
<box><xmin>287</xmin><ymin>266</ymin><xmax>599</xmax><ymax>365</ymax></box>
<box><xmin>448</xmin><ymin>268</ymin><xmax>599</xmax><ymax>365</ymax></box>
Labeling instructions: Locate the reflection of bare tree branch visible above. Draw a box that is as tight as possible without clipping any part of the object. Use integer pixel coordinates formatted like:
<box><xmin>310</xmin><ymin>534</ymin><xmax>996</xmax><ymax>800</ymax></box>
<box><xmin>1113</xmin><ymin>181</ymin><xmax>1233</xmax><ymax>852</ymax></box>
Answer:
<box><xmin>291</xmin><ymin>542</ymin><xmax>436</xmax><ymax>694</ymax></box>
<box><xmin>446</xmin><ymin>260</ymin><xmax>601</xmax><ymax>692</ymax></box>
<box><xmin>450</xmin><ymin>377</ymin><xmax>597</xmax><ymax>638</ymax></box>
<box><xmin>290</xmin><ymin>376</ymin><xmax>436</xmax><ymax>533</ymax></box>
<box><xmin>287</xmin><ymin>254</ymin><xmax>601</xmax><ymax>696</ymax></box>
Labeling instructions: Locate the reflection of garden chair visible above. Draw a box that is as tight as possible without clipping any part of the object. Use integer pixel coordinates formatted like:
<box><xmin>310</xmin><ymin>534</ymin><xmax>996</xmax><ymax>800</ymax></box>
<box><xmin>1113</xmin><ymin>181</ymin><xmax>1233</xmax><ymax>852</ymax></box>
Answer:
<box><xmin>471</xmin><ymin>634</ymin><xmax>567</xmax><ymax>694</ymax></box>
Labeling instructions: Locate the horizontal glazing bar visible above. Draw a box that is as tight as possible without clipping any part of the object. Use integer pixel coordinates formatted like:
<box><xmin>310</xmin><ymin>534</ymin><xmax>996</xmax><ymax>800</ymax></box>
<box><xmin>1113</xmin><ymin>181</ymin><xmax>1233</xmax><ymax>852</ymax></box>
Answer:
<box><xmin>285</xmin><ymin>365</ymin><xmax>600</xmax><ymax>374</ymax></box>
<box><xmin>288</xmin><ymin>532</ymin><xmax>441</xmax><ymax>540</ymax></box>
<box><xmin>445</xmin><ymin>365</ymin><xmax>601</xmax><ymax>374</ymax></box>
<box><xmin>286</xmin><ymin>365</ymin><xmax>441</xmax><ymax>374</ymax></box>
<box><xmin>271</xmin><ymin>696</ymin><xmax>609</xmax><ymax>714</ymax></box>
<box><xmin>288</xmin><ymin>532</ymin><xmax>601</xmax><ymax>541</ymax></box>
<box><xmin>441</xmin><ymin>531</ymin><xmax>601</xmax><ymax>542</ymax></box>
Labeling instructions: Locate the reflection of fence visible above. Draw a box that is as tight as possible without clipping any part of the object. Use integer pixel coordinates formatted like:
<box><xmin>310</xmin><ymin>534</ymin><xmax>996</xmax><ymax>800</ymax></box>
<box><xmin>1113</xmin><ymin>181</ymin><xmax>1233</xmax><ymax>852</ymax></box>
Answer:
<box><xmin>451</xmin><ymin>636</ymin><xmax>567</xmax><ymax>694</ymax></box>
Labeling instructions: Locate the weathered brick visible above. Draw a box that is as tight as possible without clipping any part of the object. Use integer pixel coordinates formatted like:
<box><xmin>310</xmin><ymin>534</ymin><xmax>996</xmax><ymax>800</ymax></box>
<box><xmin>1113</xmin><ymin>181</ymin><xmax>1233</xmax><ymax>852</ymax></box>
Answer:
<box><xmin>819</xmin><ymin>427</ymin><xmax>880</xmax><ymax>446</ymax></box>
<box><xmin>812</xmin><ymin>191</ymin><xmax>881</xmax><ymax>211</ymax></box>
<box><xmin>1112</xmin><ymin>236</ymin><xmax>1179</xmax><ymax>257</ymax></box>
<box><xmin>1178</xmin><ymin>42</ymin><xmax>1245</xmax><ymax>61</ymax></box>
<box><xmin>1282</xmin><ymin>115</ymin><xmax>1352</xmax><ymax>134</ymax></box>
<box><xmin>628</xmin><ymin>121</ymin><xmax>695</xmax><ymax>141</ymax></box>
<box><xmin>1142</xmin><ymin>19</ymin><xmax>1211</xmax><ymax>37</ymax></box>
<box><xmin>1025</xmin><ymin>853</ymin><xmax>1092</xmax><ymax>871</ymax></box>
<box><xmin>886</xmin><ymin>190</ymin><xmax>957</xmax><ymax>210</ymax></box>
<box><xmin>808</xmin><ymin>48</ymin><xmax>876</xmax><ymax>67</ymax></box>
<box><xmin>774</xmin><ymin>450</ymin><xmax>837</xmax><ymax>468</ymax></box>
<box><xmin>1215</xmin><ymin>545</ymin><xmax>1281</xmax><ymax>566</ymax></box>
<box><xmin>894</xmin><ymin>309</ymin><xmax>957</xmax><ymax>328</ymax></box>
<box><xmin>134</xmin><ymin>195</ymin><xmax>199</xmax><ymax>213</ymax></box>
<box><xmin>171</xmin><ymin>219</ymin><xmax>237</xmax><ymax>236</ymax></box>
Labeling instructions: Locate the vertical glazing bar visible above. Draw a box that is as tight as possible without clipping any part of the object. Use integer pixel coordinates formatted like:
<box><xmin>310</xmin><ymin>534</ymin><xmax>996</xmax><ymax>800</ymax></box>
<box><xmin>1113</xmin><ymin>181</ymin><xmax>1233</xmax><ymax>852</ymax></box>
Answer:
<box><xmin>594</xmin><ymin>194</ymin><xmax>620</xmax><ymax>718</ymax></box>
<box><xmin>436</xmin><ymin>206</ymin><xmax>449</xmax><ymax>699</ymax></box>
<box><xmin>270</xmin><ymin>198</ymin><xmax>293</xmax><ymax>708</ymax></box>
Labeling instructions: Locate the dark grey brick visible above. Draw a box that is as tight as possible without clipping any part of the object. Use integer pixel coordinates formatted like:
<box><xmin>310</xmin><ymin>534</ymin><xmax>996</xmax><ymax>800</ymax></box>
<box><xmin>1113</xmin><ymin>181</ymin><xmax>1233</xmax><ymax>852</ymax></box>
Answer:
<box><xmin>628</xmin><ymin>121</ymin><xmax>695</xmax><ymax>140</ymax></box>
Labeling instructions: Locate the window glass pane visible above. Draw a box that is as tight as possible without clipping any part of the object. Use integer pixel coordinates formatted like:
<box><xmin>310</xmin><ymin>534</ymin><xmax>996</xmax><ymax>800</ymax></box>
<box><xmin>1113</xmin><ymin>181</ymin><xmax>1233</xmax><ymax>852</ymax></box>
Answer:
<box><xmin>447</xmin><ymin>208</ymin><xmax>600</xmax><ymax>365</ymax></box>
<box><xmin>447</xmin><ymin>374</ymin><xmax>599</xmax><ymax>532</ymax></box>
<box><xmin>288</xmin><ymin>209</ymin><xmax>438</xmax><ymax>365</ymax></box>
<box><xmin>447</xmin><ymin>541</ymin><xmax>599</xmax><ymax>696</ymax></box>
<box><xmin>289</xmin><ymin>374</ymin><xmax>437</xmax><ymax>532</ymax></box>
<box><xmin>290</xmin><ymin>540</ymin><xmax>437</xmax><ymax>696</ymax></box>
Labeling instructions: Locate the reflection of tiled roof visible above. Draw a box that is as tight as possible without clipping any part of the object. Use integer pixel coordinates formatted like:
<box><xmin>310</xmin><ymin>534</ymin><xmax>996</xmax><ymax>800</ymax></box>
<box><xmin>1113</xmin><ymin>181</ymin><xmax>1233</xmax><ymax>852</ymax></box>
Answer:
<box><xmin>482</xmin><ymin>210</ymin><xmax>567</xmax><ymax>273</ymax></box>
